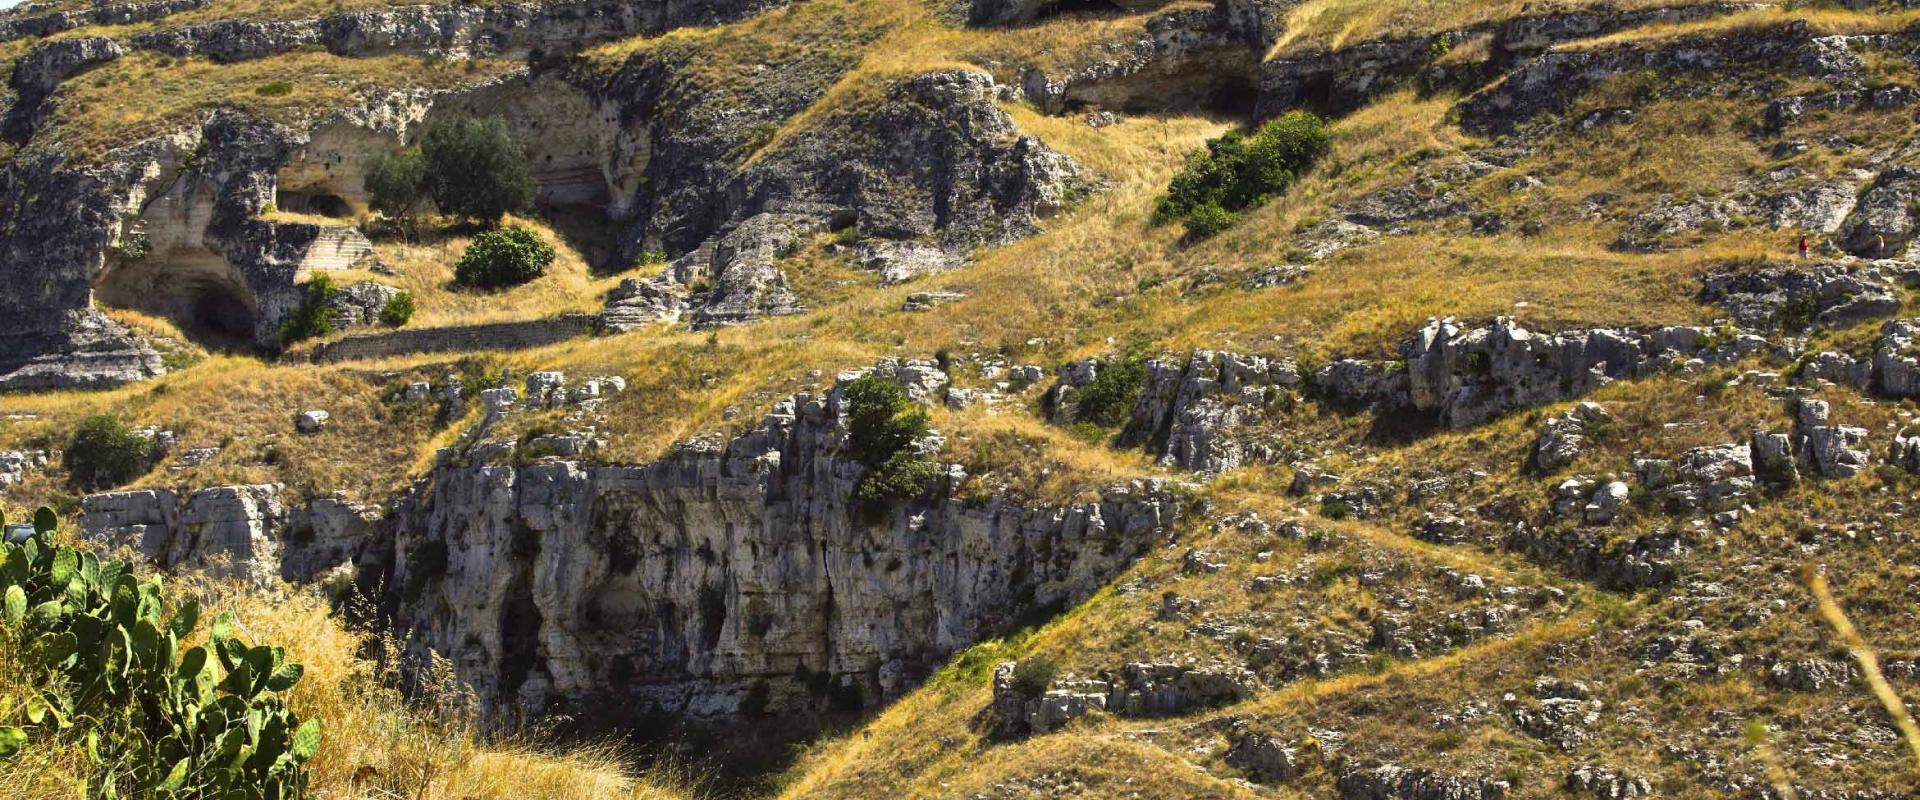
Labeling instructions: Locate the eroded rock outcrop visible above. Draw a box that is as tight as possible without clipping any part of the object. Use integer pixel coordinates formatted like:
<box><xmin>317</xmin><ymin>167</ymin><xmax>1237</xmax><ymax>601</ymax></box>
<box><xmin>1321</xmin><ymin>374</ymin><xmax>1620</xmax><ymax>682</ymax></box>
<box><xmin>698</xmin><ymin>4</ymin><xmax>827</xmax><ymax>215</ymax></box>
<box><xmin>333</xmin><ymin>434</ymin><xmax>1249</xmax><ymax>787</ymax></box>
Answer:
<box><xmin>730</xmin><ymin>70</ymin><xmax>1094</xmax><ymax>283</ymax></box>
<box><xmin>382</xmin><ymin>377</ymin><xmax>1177</xmax><ymax>722</ymax></box>
<box><xmin>76</xmin><ymin>362</ymin><xmax>1182</xmax><ymax>726</ymax></box>
<box><xmin>128</xmin><ymin>0</ymin><xmax>787</xmax><ymax>63</ymax></box>
<box><xmin>0</xmin><ymin>0</ymin><xmax>208</xmax><ymax>44</ymax></box>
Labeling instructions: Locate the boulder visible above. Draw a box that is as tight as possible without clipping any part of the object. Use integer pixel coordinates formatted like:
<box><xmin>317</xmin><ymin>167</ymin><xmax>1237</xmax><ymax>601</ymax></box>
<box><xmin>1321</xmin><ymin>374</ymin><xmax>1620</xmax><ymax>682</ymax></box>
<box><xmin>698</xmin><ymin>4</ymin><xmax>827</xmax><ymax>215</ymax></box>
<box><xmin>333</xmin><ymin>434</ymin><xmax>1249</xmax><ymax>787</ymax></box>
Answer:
<box><xmin>295</xmin><ymin>410</ymin><xmax>330</xmax><ymax>434</ymax></box>
<box><xmin>1751</xmin><ymin>430</ymin><xmax>1800</xmax><ymax>487</ymax></box>
<box><xmin>1874</xmin><ymin>319</ymin><xmax>1920</xmax><ymax>399</ymax></box>
<box><xmin>1841</xmin><ymin>167</ymin><xmax>1920</xmax><ymax>257</ymax></box>
<box><xmin>1226</xmin><ymin>733</ymin><xmax>1302</xmax><ymax>783</ymax></box>
<box><xmin>1663</xmin><ymin>443</ymin><xmax>1754</xmax><ymax>513</ymax></box>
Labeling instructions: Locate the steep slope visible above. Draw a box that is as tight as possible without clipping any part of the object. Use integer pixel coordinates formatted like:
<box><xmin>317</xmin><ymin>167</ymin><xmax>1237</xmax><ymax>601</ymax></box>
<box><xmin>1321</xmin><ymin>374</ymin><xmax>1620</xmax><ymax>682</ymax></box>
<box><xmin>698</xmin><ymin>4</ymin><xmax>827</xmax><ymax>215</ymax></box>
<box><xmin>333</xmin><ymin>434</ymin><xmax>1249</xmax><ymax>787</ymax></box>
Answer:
<box><xmin>2</xmin><ymin>0</ymin><xmax>1920</xmax><ymax>797</ymax></box>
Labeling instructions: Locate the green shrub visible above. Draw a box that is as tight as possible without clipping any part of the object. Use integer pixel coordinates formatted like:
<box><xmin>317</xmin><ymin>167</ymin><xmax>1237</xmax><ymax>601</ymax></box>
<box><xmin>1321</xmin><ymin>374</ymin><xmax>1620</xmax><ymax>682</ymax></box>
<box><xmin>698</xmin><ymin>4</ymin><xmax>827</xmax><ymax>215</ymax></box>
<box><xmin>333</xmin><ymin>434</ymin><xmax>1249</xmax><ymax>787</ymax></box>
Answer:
<box><xmin>379</xmin><ymin>290</ymin><xmax>415</xmax><ymax>327</ymax></box>
<box><xmin>1009</xmin><ymin>657</ymin><xmax>1058</xmax><ymax>697</ymax></box>
<box><xmin>854</xmin><ymin>450</ymin><xmax>943</xmax><ymax>509</ymax></box>
<box><xmin>842</xmin><ymin>375</ymin><xmax>939</xmax><ymax>513</ymax></box>
<box><xmin>843</xmin><ymin>375</ymin><xmax>929</xmax><ymax>467</ymax></box>
<box><xmin>1075</xmin><ymin>349</ymin><xmax>1149</xmax><ymax>429</ymax></box>
<box><xmin>454</xmin><ymin>227</ymin><xmax>554</xmax><ymax>289</ymax></box>
<box><xmin>255</xmin><ymin>81</ymin><xmax>294</xmax><ymax>97</ymax></box>
<box><xmin>277</xmin><ymin>274</ymin><xmax>339</xmax><ymax>345</ymax></box>
<box><xmin>364</xmin><ymin>147</ymin><xmax>427</xmax><ymax>224</ymax></box>
<box><xmin>1182</xmin><ymin>202</ymin><xmax>1238</xmax><ymax>239</ymax></box>
<box><xmin>1154</xmin><ymin>110</ymin><xmax>1332</xmax><ymax>239</ymax></box>
<box><xmin>422</xmin><ymin>116</ymin><xmax>535</xmax><ymax>226</ymax></box>
<box><xmin>65</xmin><ymin>415</ymin><xmax>152</xmax><ymax>491</ymax></box>
<box><xmin>0</xmin><ymin>510</ymin><xmax>320</xmax><ymax>794</ymax></box>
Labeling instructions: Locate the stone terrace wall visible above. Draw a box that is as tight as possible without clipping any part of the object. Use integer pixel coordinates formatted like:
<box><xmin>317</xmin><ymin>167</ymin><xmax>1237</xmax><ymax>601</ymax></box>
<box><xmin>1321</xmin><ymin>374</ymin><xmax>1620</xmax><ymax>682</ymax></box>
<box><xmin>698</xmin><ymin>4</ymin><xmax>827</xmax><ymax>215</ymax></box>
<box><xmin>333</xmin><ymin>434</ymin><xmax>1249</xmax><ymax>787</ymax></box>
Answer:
<box><xmin>304</xmin><ymin>313</ymin><xmax>598</xmax><ymax>363</ymax></box>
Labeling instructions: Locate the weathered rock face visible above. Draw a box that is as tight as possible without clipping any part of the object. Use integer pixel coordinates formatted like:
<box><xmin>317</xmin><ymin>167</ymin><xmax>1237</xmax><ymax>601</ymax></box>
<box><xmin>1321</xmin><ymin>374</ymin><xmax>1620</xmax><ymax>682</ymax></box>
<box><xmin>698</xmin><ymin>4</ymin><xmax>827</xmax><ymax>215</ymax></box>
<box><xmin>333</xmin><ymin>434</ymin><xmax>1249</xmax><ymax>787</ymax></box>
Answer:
<box><xmin>1016</xmin><ymin>2</ymin><xmax>1268</xmax><ymax>117</ymax></box>
<box><xmin>1700</xmin><ymin>262</ymin><xmax>1903</xmax><ymax>331</ymax></box>
<box><xmin>729</xmin><ymin>70</ymin><xmax>1094</xmax><ymax>283</ymax></box>
<box><xmin>81</xmin><ymin>484</ymin><xmax>287</xmax><ymax>584</ymax></box>
<box><xmin>383</xmin><ymin>386</ymin><xmax>1178</xmax><ymax>723</ymax></box>
<box><xmin>4</xmin><ymin>36</ymin><xmax>125</xmax><ymax>141</ymax></box>
<box><xmin>74</xmin><ymin>363</ymin><xmax>1179</xmax><ymax>726</ymax></box>
<box><xmin>1841</xmin><ymin>167</ymin><xmax>1920</xmax><ymax>257</ymax></box>
<box><xmin>991</xmin><ymin>660</ymin><xmax>1258</xmax><ymax>736</ymax></box>
<box><xmin>127</xmin><ymin>0</ymin><xmax>788</xmax><ymax>64</ymax></box>
<box><xmin>0</xmin><ymin>0</ymin><xmax>208</xmax><ymax>44</ymax></box>
<box><xmin>1459</xmin><ymin>22</ymin><xmax>1873</xmax><ymax>137</ymax></box>
<box><xmin>1619</xmin><ymin>168</ymin><xmax>1866</xmax><ymax>253</ymax></box>
<box><xmin>0</xmin><ymin>108</ymin><xmax>400</xmax><ymax>383</ymax></box>
<box><xmin>1874</xmin><ymin>319</ymin><xmax>1920</xmax><ymax>399</ymax></box>
<box><xmin>1392</xmin><ymin>317</ymin><xmax>1774</xmax><ymax>429</ymax></box>
<box><xmin>1335</xmin><ymin>760</ymin><xmax>1510</xmax><ymax>800</ymax></box>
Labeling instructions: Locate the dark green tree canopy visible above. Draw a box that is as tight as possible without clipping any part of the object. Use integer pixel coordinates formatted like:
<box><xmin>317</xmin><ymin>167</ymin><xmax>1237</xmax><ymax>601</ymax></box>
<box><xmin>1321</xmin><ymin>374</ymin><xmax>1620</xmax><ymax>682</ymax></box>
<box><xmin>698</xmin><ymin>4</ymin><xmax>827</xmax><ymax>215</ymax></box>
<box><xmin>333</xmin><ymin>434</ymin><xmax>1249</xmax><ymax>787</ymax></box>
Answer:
<box><xmin>363</xmin><ymin>147</ymin><xmax>428</xmax><ymax>222</ymax></box>
<box><xmin>422</xmin><ymin>116</ymin><xmax>536</xmax><ymax>226</ymax></box>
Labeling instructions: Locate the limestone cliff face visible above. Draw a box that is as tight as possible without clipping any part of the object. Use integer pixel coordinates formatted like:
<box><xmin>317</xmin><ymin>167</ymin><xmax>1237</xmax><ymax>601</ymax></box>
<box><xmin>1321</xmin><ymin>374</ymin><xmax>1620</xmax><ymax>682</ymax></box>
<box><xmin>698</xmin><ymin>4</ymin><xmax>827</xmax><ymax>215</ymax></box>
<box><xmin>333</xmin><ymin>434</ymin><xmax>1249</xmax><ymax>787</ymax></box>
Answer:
<box><xmin>383</xmin><ymin>389</ymin><xmax>1177</xmax><ymax>722</ymax></box>
<box><xmin>79</xmin><ymin>373</ymin><xmax>1181</xmax><ymax>725</ymax></box>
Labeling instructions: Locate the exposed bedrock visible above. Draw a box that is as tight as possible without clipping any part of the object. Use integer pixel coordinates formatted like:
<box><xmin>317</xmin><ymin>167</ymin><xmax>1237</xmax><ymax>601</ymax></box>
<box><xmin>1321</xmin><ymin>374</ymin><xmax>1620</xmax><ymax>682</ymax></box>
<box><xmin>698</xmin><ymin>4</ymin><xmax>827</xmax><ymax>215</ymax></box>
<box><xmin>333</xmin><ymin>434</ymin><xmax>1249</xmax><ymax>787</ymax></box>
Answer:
<box><xmin>1</xmin><ymin>55</ymin><xmax>1088</xmax><ymax>385</ymax></box>
<box><xmin>1014</xmin><ymin>2</ymin><xmax>1269</xmax><ymax>117</ymax></box>
<box><xmin>385</xmin><ymin>393</ymin><xmax>1177</xmax><ymax>723</ymax></box>
<box><xmin>125</xmin><ymin>0</ymin><xmax>788</xmax><ymax>64</ymax></box>
<box><xmin>4</xmin><ymin>35</ymin><xmax>125</xmax><ymax>142</ymax></box>
<box><xmin>76</xmin><ymin>365</ymin><xmax>1182</xmax><ymax>726</ymax></box>
<box><xmin>599</xmin><ymin>68</ymin><xmax>1095</xmax><ymax>327</ymax></box>
<box><xmin>0</xmin><ymin>0</ymin><xmax>208</xmax><ymax>43</ymax></box>
<box><xmin>1048</xmin><ymin>311</ymin><xmax>1863</xmax><ymax>474</ymax></box>
<box><xmin>1458</xmin><ymin>19</ymin><xmax>1890</xmax><ymax>136</ymax></box>
<box><xmin>1255</xmin><ymin>3</ymin><xmax>1755</xmax><ymax>120</ymax></box>
<box><xmin>726</xmin><ymin>70</ymin><xmax>1094</xmax><ymax>284</ymax></box>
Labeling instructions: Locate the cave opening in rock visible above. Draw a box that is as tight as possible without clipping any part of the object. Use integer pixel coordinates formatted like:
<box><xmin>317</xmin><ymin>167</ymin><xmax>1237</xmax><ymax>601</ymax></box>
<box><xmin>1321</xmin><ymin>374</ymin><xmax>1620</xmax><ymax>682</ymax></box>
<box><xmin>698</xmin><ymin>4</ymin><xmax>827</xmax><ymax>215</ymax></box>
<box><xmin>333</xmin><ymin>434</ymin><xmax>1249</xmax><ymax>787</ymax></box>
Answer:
<box><xmin>96</xmin><ymin>251</ymin><xmax>260</xmax><ymax>352</ymax></box>
<box><xmin>276</xmin><ymin>189</ymin><xmax>353</xmax><ymax>219</ymax></box>
<box><xmin>1061</xmin><ymin>62</ymin><xmax>1263</xmax><ymax>120</ymax></box>
<box><xmin>1034</xmin><ymin>0</ymin><xmax>1127</xmax><ymax>20</ymax></box>
<box><xmin>1205</xmin><ymin>74</ymin><xmax>1262</xmax><ymax>117</ymax></box>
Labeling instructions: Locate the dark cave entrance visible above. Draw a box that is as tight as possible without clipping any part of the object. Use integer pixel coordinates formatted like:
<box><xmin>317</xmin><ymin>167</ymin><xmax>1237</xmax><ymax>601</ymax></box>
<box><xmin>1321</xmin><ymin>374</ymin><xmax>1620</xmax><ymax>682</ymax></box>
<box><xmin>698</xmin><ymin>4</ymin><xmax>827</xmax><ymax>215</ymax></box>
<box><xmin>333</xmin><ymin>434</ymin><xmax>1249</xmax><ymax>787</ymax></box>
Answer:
<box><xmin>1206</xmin><ymin>74</ymin><xmax>1262</xmax><ymax>118</ymax></box>
<box><xmin>95</xmin><ymin>251</ymin><xmax>261</xmax><ymax>352</ymax></box>
<box><xmin>1034</xmin><ymin>0</ymin><xmax>1126</xmax><ymax>20</ymax></box>
<box><xmin>188</xmin><ymin>282</ymin><xmax>256</xmax><ymax>344</ymax></box>
<box><xmin>276</xmin><ymin>190</ymin><xmax>353</xmax><ymax>219</ymax></box>
<box><xmin>1063</xmin><ymin>68</ymin><xmax>1264</xmax><ymax>120</ymax></box>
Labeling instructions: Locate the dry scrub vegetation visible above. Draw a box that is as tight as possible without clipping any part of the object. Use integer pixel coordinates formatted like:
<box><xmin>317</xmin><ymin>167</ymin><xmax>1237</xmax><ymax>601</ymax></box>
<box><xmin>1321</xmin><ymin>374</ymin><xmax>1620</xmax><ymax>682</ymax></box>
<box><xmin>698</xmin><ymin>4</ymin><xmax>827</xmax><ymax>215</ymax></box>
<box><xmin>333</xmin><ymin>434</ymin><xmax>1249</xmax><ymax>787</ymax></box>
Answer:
<box><xmin>0</xmin><ymin>561</ymin><xmax>694</xmax><ymax>800</ymax></box>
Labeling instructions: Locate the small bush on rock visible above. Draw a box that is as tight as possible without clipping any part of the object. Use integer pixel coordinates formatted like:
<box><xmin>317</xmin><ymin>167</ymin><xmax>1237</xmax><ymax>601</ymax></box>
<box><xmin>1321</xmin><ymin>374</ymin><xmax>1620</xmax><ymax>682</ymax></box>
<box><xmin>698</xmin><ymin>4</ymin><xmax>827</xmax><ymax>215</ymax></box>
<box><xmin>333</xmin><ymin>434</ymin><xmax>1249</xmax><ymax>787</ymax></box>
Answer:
<box><xmin>379</xmin><ymin>290</ymin><xmax>415</xmax><ymax>327</ymax></box>
<box><xmin>1010</xmin><ymin>657</ymin><xmax>1058</xmax><ymax>696</ymax></box>
<box><xmin>65</xmin><ymin>415</ymin><xmax>152</xmax><ymax>491</ymax></box>
<box><xmin>843</xmin><ymin>375</ymin><xmax>939</xmax><ymax>513</ymax></box>
<box><xmin>278</xmin><ymin>274</ymin><xmax>339</xmax><ymax>345</ymax></box>
<box><xmin>1075</xmin><ymin>348</ymin><xmax>1149</xmax><ymax>429</ymax></box>
<box><xmin>454</xmin><ymin>228</ymin><xmax>555</xmax><ymax>289</ymax></box>
<box><xmin>1155</xmin><ymin>110</ymin><xmax>1332</xmax><ymax>239</ymax></box>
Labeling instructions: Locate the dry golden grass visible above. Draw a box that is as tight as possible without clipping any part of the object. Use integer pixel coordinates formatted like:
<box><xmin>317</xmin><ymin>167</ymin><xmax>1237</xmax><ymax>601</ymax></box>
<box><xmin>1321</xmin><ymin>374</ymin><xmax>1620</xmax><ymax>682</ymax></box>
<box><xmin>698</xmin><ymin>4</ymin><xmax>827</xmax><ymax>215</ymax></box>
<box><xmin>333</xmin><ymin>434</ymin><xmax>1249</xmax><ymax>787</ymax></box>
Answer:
<box><xmin>43</xmin><ymin>51</ymin><xmax>520</xmax><ymax>161</ymax></box>
<box><xmin>342</xmin><ymin>216</ymin><xmax>619</xmax><ymax>329</ymax></box>
<box><xmin>1266</xmin><ymin>0</ymin><xmax>1733</xmax><ymax>57</ymax></box>
<box><xmin>0</xmin><ymin>571</ymin><xmax>696</xmax><ymax>800</ymax></box>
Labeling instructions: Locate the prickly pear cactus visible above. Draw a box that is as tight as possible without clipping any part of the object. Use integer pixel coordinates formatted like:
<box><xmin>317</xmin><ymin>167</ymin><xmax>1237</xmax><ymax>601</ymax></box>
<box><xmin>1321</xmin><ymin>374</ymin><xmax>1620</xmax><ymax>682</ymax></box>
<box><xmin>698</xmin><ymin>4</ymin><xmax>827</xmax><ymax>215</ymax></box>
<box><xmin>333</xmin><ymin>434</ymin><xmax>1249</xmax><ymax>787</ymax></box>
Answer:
<box><xmin>0</xmin><ymin>507</ymin><xmax>321</xmax><ymax>798</ymax></box>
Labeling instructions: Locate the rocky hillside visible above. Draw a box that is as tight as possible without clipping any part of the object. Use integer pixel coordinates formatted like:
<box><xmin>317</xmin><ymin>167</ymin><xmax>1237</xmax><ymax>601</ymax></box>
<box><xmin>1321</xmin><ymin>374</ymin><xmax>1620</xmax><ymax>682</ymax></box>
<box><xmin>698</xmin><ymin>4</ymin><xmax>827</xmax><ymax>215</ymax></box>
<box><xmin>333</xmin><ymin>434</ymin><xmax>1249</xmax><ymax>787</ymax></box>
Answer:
<box><xmin>3</xmin><ymin>0</ymin><xmax>1920</xmax><ymax>797</ymax></box>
